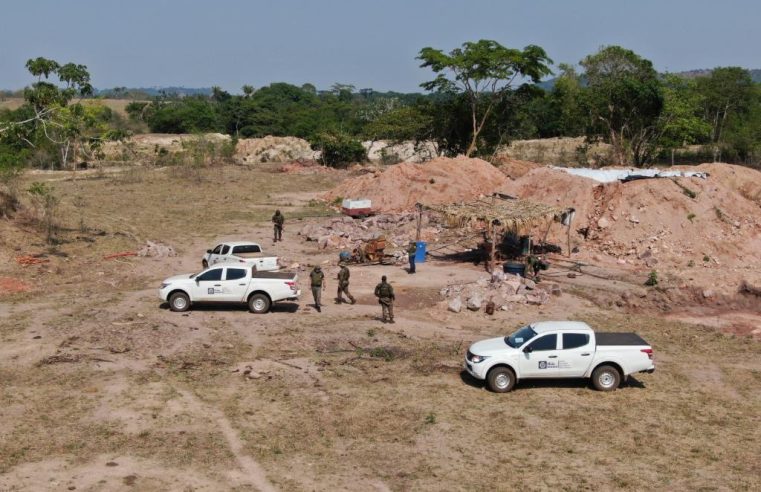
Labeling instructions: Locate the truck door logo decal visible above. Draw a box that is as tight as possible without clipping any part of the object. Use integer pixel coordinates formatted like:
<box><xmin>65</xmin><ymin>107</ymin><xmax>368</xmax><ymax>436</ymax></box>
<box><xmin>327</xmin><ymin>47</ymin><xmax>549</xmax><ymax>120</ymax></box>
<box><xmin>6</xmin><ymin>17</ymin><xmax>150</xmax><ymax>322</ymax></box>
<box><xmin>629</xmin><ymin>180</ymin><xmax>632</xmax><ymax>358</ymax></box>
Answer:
<box><xmin>538</xmin><ymin>360</ymin><xmax>558</xmax><ymax>369</ymax></box>
<box><xmin>208</xmin><ymin>288</ymin><xmax>215</xmax><ymax>295</ymax></box>
<box><xmin>538</xmin><ymin>361</ymin><xmax>547</xmax><ymax>369</ymax></box>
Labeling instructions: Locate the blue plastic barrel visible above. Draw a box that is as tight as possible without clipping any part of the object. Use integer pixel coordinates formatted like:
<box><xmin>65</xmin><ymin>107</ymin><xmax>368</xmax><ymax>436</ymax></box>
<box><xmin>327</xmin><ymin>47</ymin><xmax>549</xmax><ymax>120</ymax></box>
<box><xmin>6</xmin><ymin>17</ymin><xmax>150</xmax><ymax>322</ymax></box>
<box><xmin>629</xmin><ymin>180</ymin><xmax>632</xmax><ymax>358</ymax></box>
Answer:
<box><xmin>503</xmin><ymin>261</ymin><xmax>526</xmax><ymax>276</ymax></box>
<box><xmin>415</xmin><ymin>241</ymin><xmax>427</xmax><ymax>263</ymax></box>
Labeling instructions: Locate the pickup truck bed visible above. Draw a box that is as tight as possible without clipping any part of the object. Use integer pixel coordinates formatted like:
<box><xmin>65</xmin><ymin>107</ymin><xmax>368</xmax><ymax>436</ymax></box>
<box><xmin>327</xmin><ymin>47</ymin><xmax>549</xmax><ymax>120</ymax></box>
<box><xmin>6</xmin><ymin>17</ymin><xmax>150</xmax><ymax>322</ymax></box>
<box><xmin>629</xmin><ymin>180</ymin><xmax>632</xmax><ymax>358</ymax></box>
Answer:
<box><xmin>596</xmin><ymin>332</ymin><xmax>648</xmax><ymax>345</ymax></box>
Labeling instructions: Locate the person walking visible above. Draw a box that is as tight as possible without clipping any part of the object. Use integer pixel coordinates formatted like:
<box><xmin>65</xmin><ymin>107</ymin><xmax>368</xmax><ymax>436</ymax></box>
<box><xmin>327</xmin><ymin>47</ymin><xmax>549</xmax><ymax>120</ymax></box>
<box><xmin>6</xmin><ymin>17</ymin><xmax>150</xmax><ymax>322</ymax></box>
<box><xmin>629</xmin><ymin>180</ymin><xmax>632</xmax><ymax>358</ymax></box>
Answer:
<box><xmin>407</xmin><ymin>241</ymin><xmax>417</xmax><ymax>274</ymax></box>
<box><xmin>336</xmin><ymin>262</ymin><xmax>356</xmax><ymax>304</ymax></box>
<box><xmin>373</xmin><ymin>275</ymin><xmax>395</xmax><ymax>323</ymax></box>
<box><xmin>272</xmin><ymin>210</ymin><xmax>284</xmax><ymax>242</ymax></box>
<box><xmin>309</xmin><ymin>265</ymin><xmax>325</xmax><ymax>312</ymax></box>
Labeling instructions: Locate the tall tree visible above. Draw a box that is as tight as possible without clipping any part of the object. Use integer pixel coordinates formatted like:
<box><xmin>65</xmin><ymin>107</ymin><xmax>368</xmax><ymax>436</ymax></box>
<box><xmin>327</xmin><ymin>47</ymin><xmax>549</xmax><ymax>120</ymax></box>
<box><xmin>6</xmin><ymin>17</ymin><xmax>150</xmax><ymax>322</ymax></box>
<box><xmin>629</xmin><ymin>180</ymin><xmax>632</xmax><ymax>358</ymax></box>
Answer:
<box><xmin>694</xmin><ymin>67</ymin><xmax>754</xmax><ymax>144</ymax></box>
<box><xmin>580</xmin><ymin>46</ymin><xmax>664</xmax><ymax>165</ymax></box>
<box><xmin>417</xmin><ymin>40</ymin><xmax>552</xmax><ymax>156</ymax></box>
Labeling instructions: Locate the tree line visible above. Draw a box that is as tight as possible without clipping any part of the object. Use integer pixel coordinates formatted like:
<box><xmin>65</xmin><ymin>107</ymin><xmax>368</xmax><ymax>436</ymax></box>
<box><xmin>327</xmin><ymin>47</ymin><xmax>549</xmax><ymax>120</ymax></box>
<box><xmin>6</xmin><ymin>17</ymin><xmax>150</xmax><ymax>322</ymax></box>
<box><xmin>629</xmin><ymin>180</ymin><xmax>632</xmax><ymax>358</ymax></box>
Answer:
<box><xmin>2</xmin><ymin>42</ymin><xmax>761</xmax><ymax>171</ymax></box>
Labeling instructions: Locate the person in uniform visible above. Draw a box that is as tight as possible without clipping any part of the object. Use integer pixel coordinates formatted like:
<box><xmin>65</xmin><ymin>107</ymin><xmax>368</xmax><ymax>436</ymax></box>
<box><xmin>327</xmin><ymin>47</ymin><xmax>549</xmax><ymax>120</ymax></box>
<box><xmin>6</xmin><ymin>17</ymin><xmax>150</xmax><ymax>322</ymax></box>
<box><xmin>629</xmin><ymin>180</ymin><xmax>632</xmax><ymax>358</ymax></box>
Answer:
<box><xmin>374</xmin><ymin>275</ymin><xmax>395</xmax><ymax>323</ymax></box>
<box><xmin>309</xmin><ymin>266</ymin><xmax>325</xmax><ymax>312</ymax></box>
<box><xmin>272</xmin><ymin>210</ymin><xmax>284</xmax><ymax>242</ymax></box>
<box><xmin>407</xmin><ymin>241</ymin><xmax>417</xmax><ymax>274</ymax></box>
<box><xmin>336</xmin><ymin>262</ymin><xmax>356</xmax><ymax>304</ymax></box>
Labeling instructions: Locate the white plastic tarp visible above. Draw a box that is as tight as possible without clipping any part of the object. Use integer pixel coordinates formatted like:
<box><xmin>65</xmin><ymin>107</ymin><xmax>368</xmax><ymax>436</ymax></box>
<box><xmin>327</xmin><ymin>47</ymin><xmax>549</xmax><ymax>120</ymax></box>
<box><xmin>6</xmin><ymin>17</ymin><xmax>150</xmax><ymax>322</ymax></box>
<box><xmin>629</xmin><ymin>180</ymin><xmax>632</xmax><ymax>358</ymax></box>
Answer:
<box><xmin>342</xmin><ymin>198</ymin><xmax>372</xmax><ymax>209</ymax></box>
<box><xmin>551</xmin><ymin>167</ymin><xmax>709</xmax><ymax>183</ymax></box>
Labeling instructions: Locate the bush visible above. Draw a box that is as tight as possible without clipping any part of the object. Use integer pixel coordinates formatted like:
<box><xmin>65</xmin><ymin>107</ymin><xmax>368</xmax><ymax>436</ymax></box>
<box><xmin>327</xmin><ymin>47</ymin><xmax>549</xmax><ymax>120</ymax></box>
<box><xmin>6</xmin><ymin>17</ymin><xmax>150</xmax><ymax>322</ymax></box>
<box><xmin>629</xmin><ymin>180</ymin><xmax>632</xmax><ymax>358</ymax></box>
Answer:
<box><xmin>313</xmin><ymin>132</ymin><xmax>367</xmax><ymax>168</ymax></box>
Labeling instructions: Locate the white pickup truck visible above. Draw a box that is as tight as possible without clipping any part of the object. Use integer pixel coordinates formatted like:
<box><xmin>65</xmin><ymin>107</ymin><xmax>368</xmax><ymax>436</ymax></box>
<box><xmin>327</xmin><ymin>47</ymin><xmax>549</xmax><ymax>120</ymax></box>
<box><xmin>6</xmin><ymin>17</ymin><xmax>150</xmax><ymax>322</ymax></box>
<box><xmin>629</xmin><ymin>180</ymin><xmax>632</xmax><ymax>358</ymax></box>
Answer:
<box><xmin>202</xmin><ymin>242</ymin><xmax>279</xmax><ymax>271</ymax></box>
<box><xmin>465</xmin><ymin>321</ymin><xmax>655</xmax><ymax>392</ymax></box>
<box><xmin>159</xmin><ymin>264</ymin><xmax>300</xmax><ymax>313</ymax></box>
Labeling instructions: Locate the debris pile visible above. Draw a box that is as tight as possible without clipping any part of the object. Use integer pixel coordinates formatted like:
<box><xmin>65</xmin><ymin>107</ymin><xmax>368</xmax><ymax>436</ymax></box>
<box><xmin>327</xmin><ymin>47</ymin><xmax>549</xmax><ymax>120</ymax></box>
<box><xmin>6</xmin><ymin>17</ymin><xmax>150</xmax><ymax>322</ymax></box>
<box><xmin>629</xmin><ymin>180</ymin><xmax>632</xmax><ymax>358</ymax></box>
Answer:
<box><xmin>298</xmin><ymin>214</ymin><xmax>441</xmax><ymax>251</ymax></box>
<box><xmin>101</xmin><ymin>133</ymin><xmax>230</xmax><ymax>161</ymax></box>
<box><xmin>137</xmin><ymin>241</ymin><xmax>177</xmax><ymax>258</ymax></box>
<box><xmin>441</xmin><ymin>271</ymin><xmax>560</xmax><ymax>313</ymax></box>
<box><xmin>234</xmin><ymin>136</ymin><xmax>317</xmax><ymax>164</ymax></box>
<box><xmin>323</xmin><ymin>156</ymin><xmax>508</xmax><ymax>212</ymax></box>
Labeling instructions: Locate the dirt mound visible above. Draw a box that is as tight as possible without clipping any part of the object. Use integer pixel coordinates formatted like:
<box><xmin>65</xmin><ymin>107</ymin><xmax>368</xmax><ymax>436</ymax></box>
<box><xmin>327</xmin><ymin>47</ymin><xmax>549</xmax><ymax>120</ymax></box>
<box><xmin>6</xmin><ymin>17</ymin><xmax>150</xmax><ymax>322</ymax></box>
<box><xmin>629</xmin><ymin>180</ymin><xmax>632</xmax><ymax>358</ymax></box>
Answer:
<box><xmin>500</xmin><ymin>163</ymin><xmax>761</xmax><ymax>288</ymax></box>
<box><xmin>491</xmin><ymin>156</ymin><xmax>542</xmax><ymax>179</ymax></box>
<box><xmin>279</xmin><ymin>159</ymin><xmax>335</xmax><ymax>175</ymax></box>
<box><xmin>323</xmin><ymin>156</ymin><xmax>508</xmax><ymax>212</ymax></box>
<box><xmin>101</xmin><ymin>133</ymin><xmax>230</xmax><ymax>161</ymax></box>
<box><xmin>234</xmin><ymin>136</ymin><xmax>316</xmax><ymax>164</ymax></box>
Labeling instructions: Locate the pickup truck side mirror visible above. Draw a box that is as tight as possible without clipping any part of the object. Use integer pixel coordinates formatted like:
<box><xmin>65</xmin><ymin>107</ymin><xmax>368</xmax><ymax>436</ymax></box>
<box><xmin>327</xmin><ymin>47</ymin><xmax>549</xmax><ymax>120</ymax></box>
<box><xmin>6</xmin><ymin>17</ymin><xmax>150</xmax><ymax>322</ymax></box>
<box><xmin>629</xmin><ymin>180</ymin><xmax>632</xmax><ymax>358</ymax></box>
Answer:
<box><xmin>523</xmin><ymin>345</ymin><xmax>533</xmax><ymax>354</ymax></box>
<box><xmin>206</xmin><ymin>249</ymin><xmax>212</xmax><ymax>254</ymax></box>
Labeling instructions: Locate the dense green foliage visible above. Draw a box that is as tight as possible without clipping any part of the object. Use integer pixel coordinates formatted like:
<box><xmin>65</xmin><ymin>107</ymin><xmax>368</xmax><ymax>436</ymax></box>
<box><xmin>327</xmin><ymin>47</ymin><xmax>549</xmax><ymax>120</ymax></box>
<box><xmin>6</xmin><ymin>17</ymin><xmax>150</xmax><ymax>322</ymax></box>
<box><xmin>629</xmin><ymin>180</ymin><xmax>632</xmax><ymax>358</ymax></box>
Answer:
<box><xmin>3</xmin><ymin>45</ymin><xmax>761</xmax><ymax>169</ymax></box>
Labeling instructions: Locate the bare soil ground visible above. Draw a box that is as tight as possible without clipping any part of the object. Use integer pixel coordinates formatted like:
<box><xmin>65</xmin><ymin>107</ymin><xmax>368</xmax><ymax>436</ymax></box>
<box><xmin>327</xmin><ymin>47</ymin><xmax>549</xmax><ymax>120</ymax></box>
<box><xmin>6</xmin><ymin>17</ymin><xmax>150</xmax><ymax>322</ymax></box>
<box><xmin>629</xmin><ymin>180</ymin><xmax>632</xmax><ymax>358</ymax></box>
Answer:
<box><xmin>1</xmin><ymin>163</ymin><xmax>760</xmax><ymax>491</ymax></box>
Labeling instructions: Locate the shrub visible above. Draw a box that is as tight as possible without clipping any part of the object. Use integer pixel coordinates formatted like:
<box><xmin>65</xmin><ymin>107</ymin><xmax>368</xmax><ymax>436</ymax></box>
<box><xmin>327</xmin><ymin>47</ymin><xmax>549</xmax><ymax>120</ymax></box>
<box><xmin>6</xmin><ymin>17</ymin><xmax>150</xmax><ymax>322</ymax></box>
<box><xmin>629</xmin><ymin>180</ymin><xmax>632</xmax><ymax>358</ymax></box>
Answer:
<box><xmin>313</xmin><ymin>132</ymin><xmax>367</xmax><ymax>168</ymax></box>
<box><xmin>644</xmin><ymin>270</ymin><xmax>658</xmax><ymax>286</ymax></box>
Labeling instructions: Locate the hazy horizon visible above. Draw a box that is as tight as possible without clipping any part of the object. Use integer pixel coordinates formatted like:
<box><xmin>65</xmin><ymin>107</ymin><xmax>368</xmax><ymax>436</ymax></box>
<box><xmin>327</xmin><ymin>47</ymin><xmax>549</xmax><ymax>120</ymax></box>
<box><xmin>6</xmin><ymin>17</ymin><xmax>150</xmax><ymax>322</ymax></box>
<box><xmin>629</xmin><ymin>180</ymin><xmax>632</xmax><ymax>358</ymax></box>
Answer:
<box><xmin>1</xmin><ymin>0</ymin><xmax>760</xmax><ymax>93</ymax></box>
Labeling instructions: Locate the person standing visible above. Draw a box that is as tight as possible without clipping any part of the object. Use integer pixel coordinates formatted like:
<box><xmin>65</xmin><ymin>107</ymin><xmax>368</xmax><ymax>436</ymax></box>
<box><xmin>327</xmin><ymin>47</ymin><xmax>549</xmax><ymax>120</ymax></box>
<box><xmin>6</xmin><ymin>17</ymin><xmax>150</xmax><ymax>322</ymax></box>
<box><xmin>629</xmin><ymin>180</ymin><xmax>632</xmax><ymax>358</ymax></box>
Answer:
<box><xmin>309</xmin><ymin>266</ymin><xmax>325</xmax><ymax>312</ymax></box>
<box><xmin>336</xmin><ymin>262</ymin><xmax>356</xmax><ymax>304</ymax></box>
<box><xmin>407</xmin><ymin>241</ymin><xmax>417</xmax><ymax>274</ymax></box>
<box><xmin>373</xmin><ymin>275</ymin><xmax>395</xmax><ymax>323</ymax></box>
<box><xmin>272</xmin><ymin>210</ymin><xmax>284</xmax><ymax>242</ymax></box>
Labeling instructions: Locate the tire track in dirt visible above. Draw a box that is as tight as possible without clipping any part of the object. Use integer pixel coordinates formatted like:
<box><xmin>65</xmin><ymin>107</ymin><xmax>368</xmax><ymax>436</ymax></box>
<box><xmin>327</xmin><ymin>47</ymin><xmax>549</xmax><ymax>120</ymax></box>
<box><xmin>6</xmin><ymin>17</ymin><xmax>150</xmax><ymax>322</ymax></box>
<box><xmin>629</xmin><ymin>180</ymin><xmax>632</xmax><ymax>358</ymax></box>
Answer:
<box><xmin>178</xmin><ymin>389</ymin><xmax>276</xmax><ymax>492</ymax></box>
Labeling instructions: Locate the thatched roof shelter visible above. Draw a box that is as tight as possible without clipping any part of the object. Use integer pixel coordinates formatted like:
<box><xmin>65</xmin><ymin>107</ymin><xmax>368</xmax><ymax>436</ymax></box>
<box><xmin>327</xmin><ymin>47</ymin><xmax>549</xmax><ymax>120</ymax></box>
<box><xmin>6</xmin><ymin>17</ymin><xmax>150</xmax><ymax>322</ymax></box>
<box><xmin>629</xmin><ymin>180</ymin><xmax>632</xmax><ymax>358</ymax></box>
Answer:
<box><xmin>429</xmin><ymin>194</ymin><xmax>570</xmax><ymax>231</ymax></box>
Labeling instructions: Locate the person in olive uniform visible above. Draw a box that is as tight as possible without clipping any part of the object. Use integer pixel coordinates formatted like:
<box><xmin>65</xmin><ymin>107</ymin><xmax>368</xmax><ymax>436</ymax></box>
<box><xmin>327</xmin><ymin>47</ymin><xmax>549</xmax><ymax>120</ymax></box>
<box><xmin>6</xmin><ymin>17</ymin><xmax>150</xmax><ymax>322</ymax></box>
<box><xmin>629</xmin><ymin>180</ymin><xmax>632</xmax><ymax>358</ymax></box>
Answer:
<box><xmin>407</xmin><ymin>241</ymin><xmax>417</xmax><ymax>274</ymax></box>
<box><xmin>336</xmin><ymin>262</ymin><xmax>356</xmax><ymax>304</ymax></box>
<box><xmin>309</xmin><ymin>266</ymin><xmax>325</xmax><ymax>312</ymax></box>
<box><xmin>272</xmin><ymin>210</ymin><xmax>284</xmax><ymax>242</ymax></box>
<box><xmin>374</xmin><ymin>275</ymin><xmax>395</xmax><ymax>323</ymax></box>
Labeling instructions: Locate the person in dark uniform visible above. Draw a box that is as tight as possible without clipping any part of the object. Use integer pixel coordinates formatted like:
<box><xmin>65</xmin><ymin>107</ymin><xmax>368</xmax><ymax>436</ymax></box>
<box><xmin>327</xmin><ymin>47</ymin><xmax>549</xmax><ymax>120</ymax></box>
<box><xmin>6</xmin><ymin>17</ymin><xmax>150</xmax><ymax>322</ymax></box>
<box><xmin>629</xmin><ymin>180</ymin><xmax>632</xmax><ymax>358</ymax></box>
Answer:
<box><xmin>336</xmin><ymin>262</ymin><xmax>356</xmax><ymax>304</ymax></box>
<box><xmin>374</xmin><ymin>275</ymin><xmax>395</xmax><ymax>323</ymax></box>
<box><xmin>272</xmin><ymin>210</ymin><xmax>284</xmax><ymax>242</ymax></box>
<box><xmin>309</xmin><ymin>266</ymin><xmax>325</xmax><ymax>312</ymax></box>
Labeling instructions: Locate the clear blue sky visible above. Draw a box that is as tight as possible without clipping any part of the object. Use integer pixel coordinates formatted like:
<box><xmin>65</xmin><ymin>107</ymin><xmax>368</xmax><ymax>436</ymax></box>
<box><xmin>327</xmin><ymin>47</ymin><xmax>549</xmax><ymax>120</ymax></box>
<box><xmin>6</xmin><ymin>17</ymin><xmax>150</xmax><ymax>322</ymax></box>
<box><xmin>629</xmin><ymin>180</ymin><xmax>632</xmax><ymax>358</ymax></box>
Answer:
<box><xmin>1</xmin><ymin>0</ymin><xmax>758</xmax><ymax>93</ymax></box>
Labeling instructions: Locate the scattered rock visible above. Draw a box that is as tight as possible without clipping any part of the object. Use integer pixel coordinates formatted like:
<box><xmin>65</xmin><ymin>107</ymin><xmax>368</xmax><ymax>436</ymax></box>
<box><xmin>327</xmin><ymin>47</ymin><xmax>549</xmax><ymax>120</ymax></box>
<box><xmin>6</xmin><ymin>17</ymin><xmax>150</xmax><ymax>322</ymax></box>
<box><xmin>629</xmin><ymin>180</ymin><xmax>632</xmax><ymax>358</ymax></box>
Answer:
<box><xmin>466</xmin><ymin>294</ymin><xmax>483</xmax><ymax>311</ymax></box>
<box><xmin>702</xmin><ymin>289</ymin><xmax>714</xmax><ymax>299</ymax></box>
<box><xmin>597</xmin><ymin>217</ymin><xmax>610</xmax><ymax>229</ymax></box>
<box><xmin>447</xmin><ymin>297</ymin><xmax>462</xmax><ymax>313</ymax></box>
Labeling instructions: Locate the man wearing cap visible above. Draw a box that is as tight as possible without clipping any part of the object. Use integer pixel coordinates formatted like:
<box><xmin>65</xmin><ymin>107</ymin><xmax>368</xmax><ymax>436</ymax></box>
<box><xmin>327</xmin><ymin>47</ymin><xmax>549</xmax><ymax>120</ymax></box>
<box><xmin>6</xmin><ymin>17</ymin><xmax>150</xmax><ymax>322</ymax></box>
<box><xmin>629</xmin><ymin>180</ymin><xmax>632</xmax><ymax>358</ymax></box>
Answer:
<box><xmin>373</xmin><ymin>275</ymin><xmax>395</xmax><ymax>323</ymax></box>
<box><xmin>336</xmin><ymin>262</ymin><xmax>356</xmax><ymax>304</ymax></box>
<box><xmin>309</xmin><ymin>265</ymin><xmax>325</xmax><ymax>312</ymax></box>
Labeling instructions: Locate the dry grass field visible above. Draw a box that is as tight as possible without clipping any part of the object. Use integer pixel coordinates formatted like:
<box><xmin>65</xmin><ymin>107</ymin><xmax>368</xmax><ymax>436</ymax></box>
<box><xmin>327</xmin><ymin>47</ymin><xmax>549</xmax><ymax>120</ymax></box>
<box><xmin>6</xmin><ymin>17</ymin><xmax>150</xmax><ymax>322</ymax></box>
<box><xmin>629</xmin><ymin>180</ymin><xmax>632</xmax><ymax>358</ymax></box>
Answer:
<box><xmin>1</xmin><ymin>163</ymin><xmax>759</xmax><ymax>491</ymax></box>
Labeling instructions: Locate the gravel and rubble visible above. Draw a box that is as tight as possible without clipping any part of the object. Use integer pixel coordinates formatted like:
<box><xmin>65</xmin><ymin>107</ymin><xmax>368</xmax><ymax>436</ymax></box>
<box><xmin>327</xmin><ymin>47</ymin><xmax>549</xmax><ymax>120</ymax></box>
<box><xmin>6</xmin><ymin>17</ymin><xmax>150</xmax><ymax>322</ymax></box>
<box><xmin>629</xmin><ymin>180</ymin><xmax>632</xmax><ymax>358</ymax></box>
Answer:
<box><xmin>441</xmin><ymin>270</ymin><xmax>559</xmax><ymax>313</ymax></box>
<box><xmin>298</xmin><ymin>213</ymin><xmax>443</xmax><ymax>253</ymax></box>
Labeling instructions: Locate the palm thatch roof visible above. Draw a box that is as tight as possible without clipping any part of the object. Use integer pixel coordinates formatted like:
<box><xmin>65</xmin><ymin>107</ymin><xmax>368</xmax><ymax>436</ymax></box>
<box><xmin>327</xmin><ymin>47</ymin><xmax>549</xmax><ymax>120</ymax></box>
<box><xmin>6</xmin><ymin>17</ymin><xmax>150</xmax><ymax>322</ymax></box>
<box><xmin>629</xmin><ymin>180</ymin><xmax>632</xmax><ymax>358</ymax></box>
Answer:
<box><xmin>429</xmin><ymin>195</ymin><xmax>569</xmax><ymax>231</ymax></box>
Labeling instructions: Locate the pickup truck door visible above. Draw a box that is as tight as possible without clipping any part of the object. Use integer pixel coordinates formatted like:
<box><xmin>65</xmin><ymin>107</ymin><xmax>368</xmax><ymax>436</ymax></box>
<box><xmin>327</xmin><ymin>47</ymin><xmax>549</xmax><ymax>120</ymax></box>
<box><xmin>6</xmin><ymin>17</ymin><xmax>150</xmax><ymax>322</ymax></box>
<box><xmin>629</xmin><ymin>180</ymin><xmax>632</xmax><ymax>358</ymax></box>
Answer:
<box><xmin>557</xmin><ymin>332</ymin><xmax>594</xmax><ymax>377</ymax></box>
<box><xmin>217</xmin><ymin>267</ymin><xmax>251</xmax><ymax>302</ymax></box>
<box><xmin>208</xmin><ymin>244</ymin><xmax>224</xmax><ymax>265</ymax></box>
<box><xmin>518</xmin><ymin>334</ymin><xmax>559</xmax><ymax>378</ymax></box>
<box><xmin>192</xmin><ymin>267</ymin><xmax>225</xmax><ymax>301</ymax></box>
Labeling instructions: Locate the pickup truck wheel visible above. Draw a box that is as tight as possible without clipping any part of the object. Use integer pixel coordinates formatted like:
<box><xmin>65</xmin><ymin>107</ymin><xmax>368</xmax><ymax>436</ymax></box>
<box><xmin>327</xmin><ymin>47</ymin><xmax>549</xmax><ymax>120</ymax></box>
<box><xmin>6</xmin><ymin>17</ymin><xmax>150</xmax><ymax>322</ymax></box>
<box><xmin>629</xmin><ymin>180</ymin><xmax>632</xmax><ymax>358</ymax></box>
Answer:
<box><xmin>169</xmin><ymin>292</ymin><xmax>190</xmax><ymax>312</ymax></box>
<box><xmin>487</xmin><ymin>367</ymin><xmax>516</xmax><ymax>393</ymax></box>
<box><xmin>248</xmin><ymin>293</ymin><xmax>270</xmax><ymax>314</ymax></box>
<box><xmin>592</xmin><ymin>365</ymin><xmax>621</xmax><ymax>391</ymax></box>
<box><xmin>202</xmin><ymin>259</ymin><xmax>208</xmax><ymax>269</ymax></box>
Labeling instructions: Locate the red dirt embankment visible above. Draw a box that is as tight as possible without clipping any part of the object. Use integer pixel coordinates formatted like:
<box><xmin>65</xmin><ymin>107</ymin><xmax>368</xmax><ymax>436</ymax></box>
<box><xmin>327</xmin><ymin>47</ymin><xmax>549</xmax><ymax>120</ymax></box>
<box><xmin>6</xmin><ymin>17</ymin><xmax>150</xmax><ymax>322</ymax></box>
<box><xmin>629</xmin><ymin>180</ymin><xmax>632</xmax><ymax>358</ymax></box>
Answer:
<box><xmin>500</xmin><ymin>163</ymin><xmax>761</xmax><ymax>287</ymax></box>
<box><xmin>323</xmin><ymin>156</ymin><xmax>508</xmax><ymax>212</ymax></box>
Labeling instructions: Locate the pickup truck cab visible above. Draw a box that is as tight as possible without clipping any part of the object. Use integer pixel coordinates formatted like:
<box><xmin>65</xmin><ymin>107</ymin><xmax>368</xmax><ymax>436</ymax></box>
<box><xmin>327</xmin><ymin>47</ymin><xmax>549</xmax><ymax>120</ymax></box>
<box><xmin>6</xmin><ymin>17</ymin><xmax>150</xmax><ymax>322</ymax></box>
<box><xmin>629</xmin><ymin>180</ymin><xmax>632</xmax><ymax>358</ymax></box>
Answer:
<box><xmin>159</xmin><ymin>265</ymin><xmax>299</xmax><ymax>313</ymax></box>
<box><xmin>202</xmin><ymin>242</ymin><xmax>279</xmax><ymax>271</ymax></box>
<box><xmin>465</xmin><ymin>321</ymin><xmax>655</xmax><ymax>392</ymax></box>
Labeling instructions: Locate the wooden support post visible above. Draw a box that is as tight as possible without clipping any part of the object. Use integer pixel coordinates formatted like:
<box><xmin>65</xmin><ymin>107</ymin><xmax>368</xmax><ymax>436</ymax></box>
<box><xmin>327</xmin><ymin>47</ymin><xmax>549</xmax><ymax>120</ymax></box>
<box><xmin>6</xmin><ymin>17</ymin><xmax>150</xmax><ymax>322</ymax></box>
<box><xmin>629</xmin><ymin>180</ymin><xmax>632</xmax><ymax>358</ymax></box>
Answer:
<box><xmin>566</xmin><ymin>221</ymin><xmax>572</xmax><ymax>257</ymax></box>
<box><xmin>415</xmin><ymin>203</ymin><xmax>422</xmax><ymax>242</ymax></box>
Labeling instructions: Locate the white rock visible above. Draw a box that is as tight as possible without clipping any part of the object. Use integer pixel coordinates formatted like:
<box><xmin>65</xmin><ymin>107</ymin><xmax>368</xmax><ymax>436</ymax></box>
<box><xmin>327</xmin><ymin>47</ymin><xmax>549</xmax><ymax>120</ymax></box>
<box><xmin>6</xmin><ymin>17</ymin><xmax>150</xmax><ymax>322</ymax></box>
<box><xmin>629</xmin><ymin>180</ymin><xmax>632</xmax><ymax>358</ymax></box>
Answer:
<box><xmin>466</xmin><ymin>294</ymin><xmax>483</xmax><ymax>311</ymax></box>
<box><xmin>448</xmin><ymin>297</ymin><xmax>462</xmax><ymax>313</ymax></box>
<box><xmin>597</xmin><ymin>217</ymin><xmax>610</xmax><ymax>229</ymax></box>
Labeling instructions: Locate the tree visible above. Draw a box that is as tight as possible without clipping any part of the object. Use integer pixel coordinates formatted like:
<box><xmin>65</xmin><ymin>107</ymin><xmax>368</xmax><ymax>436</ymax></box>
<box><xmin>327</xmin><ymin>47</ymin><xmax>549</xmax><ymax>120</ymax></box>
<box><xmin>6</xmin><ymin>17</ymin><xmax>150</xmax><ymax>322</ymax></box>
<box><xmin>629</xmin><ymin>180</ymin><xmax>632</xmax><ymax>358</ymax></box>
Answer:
<box><xmin>658</xmin><ymin>74</ymin><xmax>711</xmax><ymax>150</ymax></box>
<box><xmin>580</xmin><ymin>46</ymin><xmax>664</xmax><ymax>165</ymax></box>
<box><xmin>694</xmin><ymin>67</ymin><xmax>755</xmax><ymax>144</ymax></box>
<box><xmin>417</xmin><ymin>39</ymin><xmax>552</xmax><ymax>156</ymax></box>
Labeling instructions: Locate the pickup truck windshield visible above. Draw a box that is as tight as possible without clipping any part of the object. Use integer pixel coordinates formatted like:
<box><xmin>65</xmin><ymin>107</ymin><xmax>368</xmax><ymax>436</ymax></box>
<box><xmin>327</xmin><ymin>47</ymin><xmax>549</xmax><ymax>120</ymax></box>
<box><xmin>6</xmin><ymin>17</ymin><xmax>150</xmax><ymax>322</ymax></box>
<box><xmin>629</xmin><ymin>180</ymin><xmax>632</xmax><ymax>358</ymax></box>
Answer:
<box><xmin>505</xmin><ymin>326</ymin><xmax>537</xmax><ymax>348</ymax></box>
